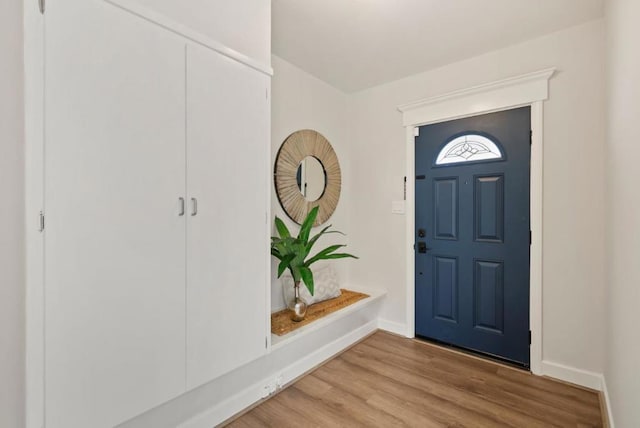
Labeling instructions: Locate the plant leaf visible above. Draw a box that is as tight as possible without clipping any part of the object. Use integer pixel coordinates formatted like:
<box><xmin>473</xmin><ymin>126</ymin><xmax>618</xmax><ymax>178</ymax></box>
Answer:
<box><xmin>299</xmin><ymin>266</ymin><xmax>314</xmax><ymax>296</ymax></box>
<box><xmin>305</xmin><ymin>244</ymin><xmax>344</xmax><ymax>265</ymax></box>
<box><xmin>274</xmin><ymin>216</ymin><xmax>291</xmax><ymax>238</ymax></box>
<box><xmin>297</xmin><ymin>206</ymin><xmax>319</xmax><ymax>244</ymax></box>
<box><xmin>305</xmin><ymin>225</ymin><xmax>344</xmax><ymax>252</ymax></box>
<box><xmin>322</xmin><ymin>253</ymin><xmax>359</xmax><ymax>260</ymax></box>
<box><xmin>306</xmin><ymin>253</ymin><xmax>358</xmax><ymax>267</ymax></box>
<box><xmin>290</xmin><ymin>265</ymin><xmax>301</xmax><ymax>283</ymax></box>
<box><xmin>306</xmin><ymin>251</ymin><xmax>358</xmax><ymax>267</ymax></box>
<box><xmin>305</xmin><ymin>224</ymin><xmax>331</xmax><ymax>252</ymax></box>
<box><xmin>272</xmin><ymin>236</ymin><xmax>297</xmax><ymax>255</ymax></box>
<box><xmin>277</xmin><ymin>254</ymin><xmax>295</xmax><ymax>277</ymax></box>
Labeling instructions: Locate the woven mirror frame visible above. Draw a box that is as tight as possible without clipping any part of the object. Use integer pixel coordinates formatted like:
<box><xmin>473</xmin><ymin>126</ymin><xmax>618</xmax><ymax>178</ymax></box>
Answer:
<box><xmin>274</xmin><ymin>130</ymin><xmax>341</xmax><ymax>226</ymax></box>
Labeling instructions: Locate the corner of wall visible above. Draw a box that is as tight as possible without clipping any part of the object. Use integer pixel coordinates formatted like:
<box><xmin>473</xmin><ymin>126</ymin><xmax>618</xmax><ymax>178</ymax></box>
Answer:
<box><xmin>600</xmin><ymin>374</ymin><xmax>616</xmax><ymax>427</ymax></box>
<box><xmin>603</xmin><ymin>0</ymin><xmax>640</xmax><ymax>426</ymax></box>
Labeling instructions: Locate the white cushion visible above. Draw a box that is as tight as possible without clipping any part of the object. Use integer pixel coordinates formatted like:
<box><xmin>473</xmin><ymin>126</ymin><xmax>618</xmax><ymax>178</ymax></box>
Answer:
<box><xmin>282</xmin><ymin>263</ymin><xmax>342</xmax><ymax>306</ymax></box>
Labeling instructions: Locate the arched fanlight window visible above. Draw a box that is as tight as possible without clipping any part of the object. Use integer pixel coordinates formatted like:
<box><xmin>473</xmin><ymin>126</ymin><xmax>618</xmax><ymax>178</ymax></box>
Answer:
<box><xmin>435</xmin><ymin>134</ymin><xmax>503</xmax><ymax>165</ymax></box>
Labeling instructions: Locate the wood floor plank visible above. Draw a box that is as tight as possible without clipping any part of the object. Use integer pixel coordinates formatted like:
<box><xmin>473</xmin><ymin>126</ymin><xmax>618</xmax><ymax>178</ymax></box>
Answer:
<box><xmin>366</xmin><ymin>334</ymin><xmax>602</xmax><ymax>424</ymax></box>
<box><xmin>348</xmin><ymin>341</ymin><xmax>596</xmax><ymax>426</ymax></box>
<box><xmin>272</xmin><ymin>385</ymin><xmax>358</xmax><ymax>427</ymax></box>
<box><xmin>365</xmin><ymin>393</ymin><xmax>446</xmax><ymax>428</ymax></box>
<box><xmin>225</xmin><ymin>331</ymin><xmax>603</xmax><ymax>428</ymax></box>
<box><xmin>334</xmin><ymin>351</ymin><xmax>548</xmax><ymax>427</ymax></box>
<box><xmin>312</xmin><ymin>360</ymin><xmax>481</xmax><ymax>426</ymax></box>
<box><xmin>248</xmin><ymin>397</ymin><xmax>309</xmax><ymax>427</ymax></box>
<box><xmin>225</xmin><ymin>412</ymin><xmax>265</xmax><ymax>428</ymax></box>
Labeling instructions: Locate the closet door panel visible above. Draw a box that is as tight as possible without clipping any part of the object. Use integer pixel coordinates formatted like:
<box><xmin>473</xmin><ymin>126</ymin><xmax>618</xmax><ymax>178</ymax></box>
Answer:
<box><xmin>45</xmin><ymin>1</ymin><xmax>186</xmax><ymax>426</ymax></box>
<box><xmin>186</xmin><ymin>44</ymin><xmax>270</xmax><ymax>389</ymax></box>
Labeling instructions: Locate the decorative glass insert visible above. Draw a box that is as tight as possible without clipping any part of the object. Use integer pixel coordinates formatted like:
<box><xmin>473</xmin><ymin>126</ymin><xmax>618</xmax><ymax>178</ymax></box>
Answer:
<box><xmin>435</xmin><ymin>134</ymin><xmax>503</xmax><ymax>165</ymax></box>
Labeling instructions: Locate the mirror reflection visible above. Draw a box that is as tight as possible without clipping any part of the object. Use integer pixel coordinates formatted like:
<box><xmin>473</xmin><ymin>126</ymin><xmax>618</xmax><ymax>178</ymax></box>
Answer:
<box><xmin>296</xmin><ymin>156</ymin><xmax>326</xmax><ymax>202</ymax></box>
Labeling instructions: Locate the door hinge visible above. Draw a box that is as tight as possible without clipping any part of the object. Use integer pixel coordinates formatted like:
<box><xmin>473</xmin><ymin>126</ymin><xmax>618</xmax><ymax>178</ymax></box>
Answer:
<box><xmin>529</xmin><ymin>330</ymin><xmax>532</xmax><ymax>345</ymax></box>
<box><xmin>38</xmin><ymin>0</ymin><xmax>45</xmax><ymax>14</ymax></box>
<box><xmin>403</xmin><ymin>176</ymin><xmax>407</xmax><ymax>200</ymax></box>
<box><xmin>529</xmin><ymin>130</ymin><xmax>533</xmax><ymax>145</ymax></box>
<box><xmin>38</xmin><ymin>211</ymin><xmax>45</xmax><ymax>232</ymax></box>
<box><xmin>529</xmin><ymin>230</ymin><xmax>532</xmax><ymax>245</ymax></box>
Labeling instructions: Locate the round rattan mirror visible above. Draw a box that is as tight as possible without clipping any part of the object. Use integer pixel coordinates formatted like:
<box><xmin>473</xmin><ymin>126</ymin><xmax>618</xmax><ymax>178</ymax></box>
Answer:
<box><xmin>274</xmin><ymin>130</ymin><xmax>341</xmax><ymax>226</ymax></box>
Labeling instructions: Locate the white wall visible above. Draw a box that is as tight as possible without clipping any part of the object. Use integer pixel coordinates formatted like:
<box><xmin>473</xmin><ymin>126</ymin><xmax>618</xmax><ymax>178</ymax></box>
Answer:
<box><xmin>0</xmin><ymin>0</ymin><xmax>25</xmax><ymax>426</ymax></box>
<box><xmin>605</xmin><ymin>0</ymin><xmax>640</xmax><ymax>426</ymax></box>
<box><xmin>270</xmin><ymin>55</ymin><xmax>353</xmax><ymax>310</ymax></box>
<box><xmin>131</xmin><ymin>0</ymin><xmax>270</xmax><ymax>66</ymax></box>
<box><xmin>347</xmin><ymin>20</ymin><xmax>606</xmax><ymax>375</ymax></box>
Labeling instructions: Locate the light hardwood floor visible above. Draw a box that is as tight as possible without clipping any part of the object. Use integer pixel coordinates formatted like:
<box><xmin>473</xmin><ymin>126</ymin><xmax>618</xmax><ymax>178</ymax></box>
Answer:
<box><xmin>226</xmin><ymin>331</ymin><xmax>603</xmax><ymax>427</ymax></box>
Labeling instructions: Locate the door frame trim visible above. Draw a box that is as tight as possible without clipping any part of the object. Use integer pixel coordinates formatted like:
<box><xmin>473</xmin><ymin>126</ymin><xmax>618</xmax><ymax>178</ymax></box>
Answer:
<box><xmin>398</xmin><ymin>68</ymin><xmax>555</xmax><ymax>375</ymax></box>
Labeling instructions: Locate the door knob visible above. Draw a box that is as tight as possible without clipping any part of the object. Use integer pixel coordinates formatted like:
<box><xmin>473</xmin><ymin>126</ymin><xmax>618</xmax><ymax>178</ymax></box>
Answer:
<box><xmin>417</xmin><ymin>242</ymin><xmax>429</xmax><ymax>253</ymax></box>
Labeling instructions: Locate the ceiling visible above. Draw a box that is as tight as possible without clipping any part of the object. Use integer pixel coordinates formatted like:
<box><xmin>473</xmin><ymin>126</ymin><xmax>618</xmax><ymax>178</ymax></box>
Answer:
<box><xmin>272</xmin><ymin>0</ymin><xmax>604</xmax><ymax>93</ymax></box>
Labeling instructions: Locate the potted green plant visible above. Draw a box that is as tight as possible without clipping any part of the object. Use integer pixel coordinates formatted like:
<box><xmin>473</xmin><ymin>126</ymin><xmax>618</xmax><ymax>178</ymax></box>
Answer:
<box><xmin>271</xmin><ymin>206</ymin><xmax>357</xmax><ymax>321</ymax></box>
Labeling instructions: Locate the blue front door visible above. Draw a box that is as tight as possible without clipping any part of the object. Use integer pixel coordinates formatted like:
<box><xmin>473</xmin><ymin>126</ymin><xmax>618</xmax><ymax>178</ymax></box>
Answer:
<box><xmin>415</xmin><ymin>107</ymin><xmax>531</xmax><ymax>366</ymax></box>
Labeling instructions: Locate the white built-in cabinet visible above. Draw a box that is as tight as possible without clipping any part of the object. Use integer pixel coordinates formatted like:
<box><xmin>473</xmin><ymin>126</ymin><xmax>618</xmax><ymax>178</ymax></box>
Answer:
<box><xmin>43</xmin><ymin>1</ymin><xmax>270</xmax><ymax>427</ymax></box>
<box><xmin>185</xmin><ymin>44</ymin><xmax>270</xmax><ymax>390</ymax></box>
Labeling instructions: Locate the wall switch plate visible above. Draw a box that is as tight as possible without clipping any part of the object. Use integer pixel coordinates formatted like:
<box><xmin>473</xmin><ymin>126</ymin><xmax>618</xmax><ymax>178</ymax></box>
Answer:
<box><xmin>392</xmin><ymin>201</ymin><xmax>406</xmax><ymax>214</ymax></box>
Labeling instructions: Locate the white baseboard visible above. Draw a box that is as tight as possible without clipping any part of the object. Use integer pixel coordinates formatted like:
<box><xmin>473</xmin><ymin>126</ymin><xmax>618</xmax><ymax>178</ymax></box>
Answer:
<box><xmin>179</xmin><ymin>319</ymin><xmax>378</xmax><ymax>428</ymax></box>
<box><xmin>600</xmin><ymin>374</ymin><xmax>615</xmax><ymax>427</ymax></box>
<box><xmin>540</xmin><ymin>360</ymin><xmax>603</xmax><ymax>391</ymax></box>
<box><xmin>377</xmin><ymin>318</ymin><xmax>408</xmax><ymax>336</ymax></box>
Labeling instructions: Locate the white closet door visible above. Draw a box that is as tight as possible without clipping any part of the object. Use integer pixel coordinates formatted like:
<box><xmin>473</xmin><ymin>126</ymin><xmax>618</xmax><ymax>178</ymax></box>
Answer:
<box><xmin>45</xmin><ymin>1</ymin><xmax>186</xmax><ymax>426</ymax></box>
<box><xmin>186</xmin><ymin>44</ymin><xmax>270</xmax><ymax>389</ymax></box>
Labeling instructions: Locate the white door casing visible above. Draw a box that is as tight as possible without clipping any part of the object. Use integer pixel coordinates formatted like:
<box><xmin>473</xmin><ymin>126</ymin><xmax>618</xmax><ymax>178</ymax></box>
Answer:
<box><xmin>398</xmin><ymin>68</ymin><xmax>555</xmax><ymax>375</ymax></box>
